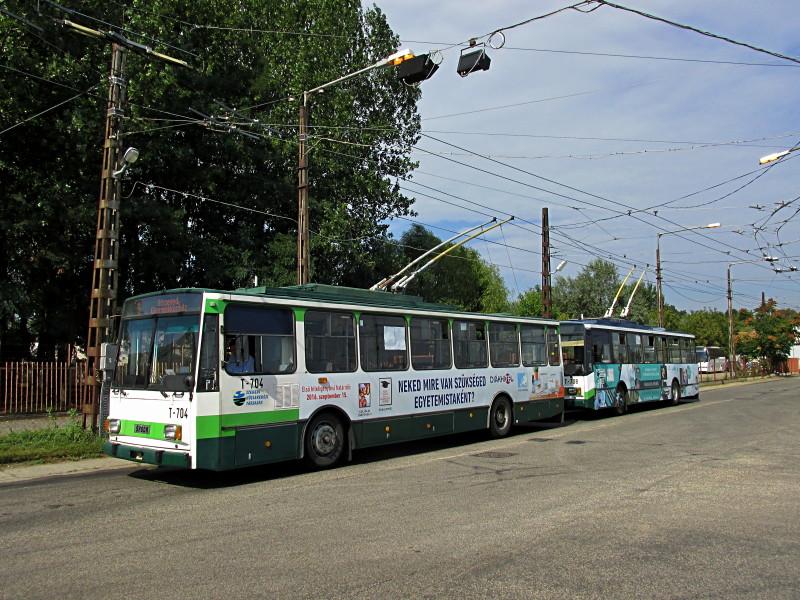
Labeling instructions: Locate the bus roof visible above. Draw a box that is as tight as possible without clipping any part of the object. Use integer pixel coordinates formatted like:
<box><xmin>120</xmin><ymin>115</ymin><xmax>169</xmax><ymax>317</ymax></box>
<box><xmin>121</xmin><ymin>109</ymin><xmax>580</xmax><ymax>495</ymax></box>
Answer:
<box><xmin>122</xmin><ymin>284</ymin><xmax>558</xmax><ymax>323</ymax></box>
<box><xmin>560</xmin><ymin>318</ymin><xmax>694</xmax><ymax>338</ymax></box>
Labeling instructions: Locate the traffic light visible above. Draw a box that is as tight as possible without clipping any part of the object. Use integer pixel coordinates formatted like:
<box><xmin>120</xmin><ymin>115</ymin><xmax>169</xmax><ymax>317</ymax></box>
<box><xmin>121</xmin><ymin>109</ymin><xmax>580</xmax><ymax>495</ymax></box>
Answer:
<box><xmin>397</xmin><ymin>53</ymin><xmax>439</xmax><ymax>85</ymax></box>
<box><xmin>457</xmin><ymin>48</ymin><xmax>491</xmax><ymax>77</ymax></box>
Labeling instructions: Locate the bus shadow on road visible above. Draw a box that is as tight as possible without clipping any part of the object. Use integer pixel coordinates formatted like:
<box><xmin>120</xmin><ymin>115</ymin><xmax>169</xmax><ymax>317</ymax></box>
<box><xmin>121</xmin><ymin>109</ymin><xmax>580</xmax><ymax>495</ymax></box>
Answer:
<box><xmin>127</xmin><ymin>419</ymin><xmax>576</xmax><ymax>489</ymax></box>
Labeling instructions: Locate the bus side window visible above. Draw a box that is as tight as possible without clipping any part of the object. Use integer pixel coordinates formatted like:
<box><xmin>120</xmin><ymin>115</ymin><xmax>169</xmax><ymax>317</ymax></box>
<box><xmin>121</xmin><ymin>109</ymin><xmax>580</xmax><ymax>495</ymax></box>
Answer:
<box><xmin>644</xmin><ymin>335</ymin><xmax>656</xmax><ymax>364</ymax></box>
<box><xmin>590</xmin><ymin>330</ymin><xmax>612</xmax><ymax>364</ymax></box>
<box><xmin>305</xmin><ymin>310</ymin><xmax>357</xmax><ymax>373</ymax></box>
<box><xmin>521</xmin><ymin>325</ymin><xmax>546</xmax><ymax>366</ymax></box>
<box><xmin>667</xmin><ymin>337</ymin><xmax>680</xmax><ymax>363</ymax></box>
<box><xmin>490</xmin><ymin>322</ymin><xmax>519</xmax><ymax>367</ymax></box>
<box><xmin>359</xmin><ymin>314</ymin><xmax>408</xmax><ymax>372</ymax></box>
<box><xmin>453</xmin><ymin>320</ymin><xmax>488</xmax><ymax>369</ymax></box>
<box><xmin>224</xmin><ymin>305</ymin><xmax>295</xmax><ymax>375</ymax></box>
<box><xmin>613</xmin><ymin>333</ymin><xmax>628</xmax><ymax>364</ymax></box>
<box><xmin>410</xmin><ymin>317</ymin><xmax>451</xmax><ymax>370</ymax></box>
<box><xmin>628</xmin><ymin>334</ymin><xmax>643</xmax><ymax>364</ymax></box>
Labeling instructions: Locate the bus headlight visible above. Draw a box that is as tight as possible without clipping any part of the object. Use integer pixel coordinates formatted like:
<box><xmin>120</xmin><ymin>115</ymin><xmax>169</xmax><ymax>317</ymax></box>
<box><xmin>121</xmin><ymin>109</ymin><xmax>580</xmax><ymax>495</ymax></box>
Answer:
<box><xmin>164</xmin><ymin>424</ymin><xmax>182</xmax><ymax>441</ymax></box>
<box><xmin>104</xmin><ymin>419</ymin><xmax>121</xmax><ymax>434</ymax></box>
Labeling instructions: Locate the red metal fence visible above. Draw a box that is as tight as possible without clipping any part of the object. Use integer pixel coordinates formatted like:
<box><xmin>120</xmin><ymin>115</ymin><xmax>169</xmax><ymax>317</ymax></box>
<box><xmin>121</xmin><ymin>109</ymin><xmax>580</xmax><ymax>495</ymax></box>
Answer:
<box><xmin>1</xmin><ymin>361</ymin><xmax>88</xmax><ymax>415</ymax></box>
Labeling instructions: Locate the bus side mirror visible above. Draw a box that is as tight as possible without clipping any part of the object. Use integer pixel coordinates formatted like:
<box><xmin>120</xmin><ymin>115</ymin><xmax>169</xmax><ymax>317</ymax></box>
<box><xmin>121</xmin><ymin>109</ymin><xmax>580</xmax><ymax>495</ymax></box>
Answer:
<box><xmin>183</xmin><ymin>375</ymin><xmax>194</xmax><ymax>390</ymax></box>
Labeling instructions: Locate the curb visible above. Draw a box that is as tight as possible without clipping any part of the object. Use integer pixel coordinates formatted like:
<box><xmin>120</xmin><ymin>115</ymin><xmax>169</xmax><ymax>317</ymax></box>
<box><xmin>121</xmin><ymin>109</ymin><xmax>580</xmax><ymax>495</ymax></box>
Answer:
<box><xmin>700</xmin><ymin>375</ymin><xmax>779</xmax><ymax>392</ymax></box>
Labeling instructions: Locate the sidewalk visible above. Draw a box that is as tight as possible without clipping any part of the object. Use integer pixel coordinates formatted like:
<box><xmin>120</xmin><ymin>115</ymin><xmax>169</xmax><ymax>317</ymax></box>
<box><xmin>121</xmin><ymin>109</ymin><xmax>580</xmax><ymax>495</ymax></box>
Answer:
<box><xmin>0</xmin><ymin>456</ymin><xmax>138</xmax><ymax>484</ymax></box>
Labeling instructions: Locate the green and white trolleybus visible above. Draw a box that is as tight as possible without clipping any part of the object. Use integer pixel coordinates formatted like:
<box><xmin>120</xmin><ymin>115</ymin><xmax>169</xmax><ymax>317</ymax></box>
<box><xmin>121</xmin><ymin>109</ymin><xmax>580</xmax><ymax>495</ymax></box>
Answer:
<box><xmin>104</xmin><ymin>285</ymin><xmax>565</xmax><ymax>470</ymax></box>
<box><xmin>560</xmin><ymin>319</ymin><xmax>699</xmax><ymax>414</ymax></box>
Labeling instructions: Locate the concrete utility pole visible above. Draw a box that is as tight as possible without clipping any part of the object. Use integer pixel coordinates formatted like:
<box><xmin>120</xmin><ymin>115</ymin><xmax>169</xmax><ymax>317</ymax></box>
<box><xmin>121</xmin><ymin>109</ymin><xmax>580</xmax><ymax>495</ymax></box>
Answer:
<box><xmin>85</xmin><ymin>43</ymin><xmax>127</xmax><ymax>427</ymax></box>
<box><xmin>542</xmin><ymin>207</ymin><xmax>552</xmax><ymax>318</ymax></box>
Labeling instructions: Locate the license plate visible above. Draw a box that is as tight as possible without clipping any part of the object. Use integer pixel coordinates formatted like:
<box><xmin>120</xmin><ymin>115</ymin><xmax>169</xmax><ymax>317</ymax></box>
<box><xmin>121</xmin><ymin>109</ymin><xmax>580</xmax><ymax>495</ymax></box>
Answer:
<box><xmin>134</xmin><ymin>424</ymin><xmax>151</xmax><ymax>434</ymax></box>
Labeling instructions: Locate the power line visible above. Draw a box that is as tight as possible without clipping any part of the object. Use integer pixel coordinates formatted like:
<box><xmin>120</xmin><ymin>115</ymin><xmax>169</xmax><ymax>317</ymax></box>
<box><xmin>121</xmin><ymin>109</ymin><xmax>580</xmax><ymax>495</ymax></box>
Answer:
<box><xmin>497</xmin><ymin>45</ymin><xmax>800</xmax><ymax>68</ymax></box>
<box><xmin>418</xmin><ymin>133</ymin><xmax>780</xmax><ymax>265</ymax></box>
<box><xmin>594</xmin><ymin>1</ymin><xmax>800</xmax><ymax>66</ymax></box>
<box><xmin>0</xmin><ymin>84</ymin><xmax>99</xmax><ymax>136</ymax></box>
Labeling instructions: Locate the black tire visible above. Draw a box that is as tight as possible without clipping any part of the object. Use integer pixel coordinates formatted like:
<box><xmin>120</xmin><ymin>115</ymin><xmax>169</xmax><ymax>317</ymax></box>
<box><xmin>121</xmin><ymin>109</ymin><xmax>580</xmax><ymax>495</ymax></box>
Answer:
<box><xmin>489</xmin><ymin>396</ymin><xmax>513</xmax><ymax>438</ymax></box>
<box><xmin>304</xmin><ymin>412</ymin><xmax>345</xmax><ymax>468</ymax></box>
<box><xmin>613</xmin><ymin>385</ymin><xmax>628</xmax><ymax>416</ymax></box>
<box><xmin>670</xmin><ymin>380</ymin><xmax>681</xmax><ymax>406</ymax></box>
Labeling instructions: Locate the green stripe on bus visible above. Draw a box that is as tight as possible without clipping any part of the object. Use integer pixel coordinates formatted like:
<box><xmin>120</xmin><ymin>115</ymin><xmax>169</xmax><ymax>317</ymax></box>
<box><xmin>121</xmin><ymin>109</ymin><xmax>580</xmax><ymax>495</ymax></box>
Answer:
<box><xmin>119</xmin><ymin>420</ymin><xmax>168</xmax><ymax>440</ymax></box>
<box><xmin>196</xmin><ymin>409</ymin><xmax>300</xmax><ymax>439</ymax></box>
<box><xmin>585</xmin><ymin>388</ymin><xmax>596</xmax><ymax>400</ymax></box>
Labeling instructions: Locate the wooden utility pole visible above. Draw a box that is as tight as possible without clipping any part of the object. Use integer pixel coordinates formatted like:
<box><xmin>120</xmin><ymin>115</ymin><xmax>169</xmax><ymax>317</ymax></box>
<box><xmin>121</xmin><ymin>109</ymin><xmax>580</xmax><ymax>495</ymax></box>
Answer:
<box><xmin>542</xmin><ymin>207</ymin><xmax>552</xmax><ymax>318</ymax></box>
<box><xmin>727</xmin><ymin>265</ymin><xmax>735</xmax><ymax>378</ymax></box>
<box><xmin>296</xmin><ymin>99</ymin><xmax>310</xmax><ymax>284</ymax></box>
<box><xmin>58</xmin><ymin>17</ymin><xmax>190</xmax><ymax>429</ymax></box>
<box><xmin>84</xmin><ymin>43</ymin><xmax>127</xmax><ymax>428</ymax></box>
<box><xmin>656</xmin><ymin>237</ymin><xmax>664</xmax><ymax>327</ymax></box>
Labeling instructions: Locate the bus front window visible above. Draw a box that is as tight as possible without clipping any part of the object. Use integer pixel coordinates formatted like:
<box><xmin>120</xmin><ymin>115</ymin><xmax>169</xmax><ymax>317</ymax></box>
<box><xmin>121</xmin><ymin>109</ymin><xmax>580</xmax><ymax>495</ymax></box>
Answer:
<box><xmin>561</xmin><ymin>333</ymin><xmax>587</xmax><ymax>376</ymax></box>
<box><xmin>115</xmin><ymin>315</ymin><xmax>200</xmax><ymax>392</ymax></box>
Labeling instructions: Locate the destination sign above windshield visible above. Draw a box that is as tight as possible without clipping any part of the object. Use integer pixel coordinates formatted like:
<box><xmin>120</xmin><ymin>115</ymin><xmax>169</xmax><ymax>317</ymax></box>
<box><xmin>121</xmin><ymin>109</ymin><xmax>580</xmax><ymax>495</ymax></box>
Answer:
<box><xmin>123</xmin><ymin>293</ymin><xmax>203</xmax><ymax>317</ymax></box>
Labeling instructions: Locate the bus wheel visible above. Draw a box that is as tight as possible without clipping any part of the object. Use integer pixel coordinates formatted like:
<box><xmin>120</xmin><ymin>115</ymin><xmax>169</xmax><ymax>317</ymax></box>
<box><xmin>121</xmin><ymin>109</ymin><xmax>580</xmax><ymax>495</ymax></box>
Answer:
<box><xmin>305</xmin><ymin>412</ymin><xmax>345</xmax><ymax>468</ymax></box>
<box><xmin>489</xmin><ymin>396</ymin><xmax>513</xmax><ymax>438</ymax></box>
<box><xmin>670</xmin><ymin>381</ymin><xmax>681</xmax><ymax>406</ymax></box>
<box><xmin>613</xmin><ymin>385</ymin><xmax>628</xmax><ymax>416</ymax></box>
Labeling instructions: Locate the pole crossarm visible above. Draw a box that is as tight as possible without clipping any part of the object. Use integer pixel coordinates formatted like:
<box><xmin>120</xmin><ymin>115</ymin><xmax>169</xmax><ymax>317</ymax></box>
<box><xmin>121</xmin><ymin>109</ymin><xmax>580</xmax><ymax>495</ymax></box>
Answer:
<box><xmin>58</xmin><ymin>19</ymin><xmax>191</xmax><ymax>68</ymax></box>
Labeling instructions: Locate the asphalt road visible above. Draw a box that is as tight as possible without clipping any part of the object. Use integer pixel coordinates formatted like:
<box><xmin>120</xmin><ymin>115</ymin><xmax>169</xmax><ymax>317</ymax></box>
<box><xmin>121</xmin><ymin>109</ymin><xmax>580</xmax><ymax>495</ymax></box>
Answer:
<box><xmin>1</xmin><ymin>378</ymin><xmax>798</xmax><ymax>599</ymax></box>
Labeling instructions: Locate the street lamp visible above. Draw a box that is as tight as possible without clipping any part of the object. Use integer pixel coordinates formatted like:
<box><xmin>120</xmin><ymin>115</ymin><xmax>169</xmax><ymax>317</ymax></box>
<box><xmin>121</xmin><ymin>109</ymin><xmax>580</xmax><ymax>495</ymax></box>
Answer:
<box><xmin>656</xmin><ymin>223</ymin><xmax>721</xmax><ymax>327</ymax></box>
<box><xmin>726</xmin><ymin>257</ymin><xmax>778</xmax><ymax>377</ymax></box>
<box><xmin>759</xmin><ymin>146</ymin><xmax>800</xmax><ymax>165</ymax></box>
<box><xmin>296</xmin><ymin>48</ymin><xmax>424</xmax><ymax>284</ymax></box>
<box><xmin>112</xmin><ymin>147</ymin><xmax>139</xmax><ymax>178</ymax></box>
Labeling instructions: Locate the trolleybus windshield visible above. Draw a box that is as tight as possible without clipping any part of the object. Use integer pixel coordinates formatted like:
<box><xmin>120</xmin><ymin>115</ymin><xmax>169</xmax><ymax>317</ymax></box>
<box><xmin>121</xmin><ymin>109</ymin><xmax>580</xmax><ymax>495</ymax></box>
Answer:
<box><xmin>115</xmin><ymin>315</ymin><xmax>199</xmax><ymax>392</ymax></box>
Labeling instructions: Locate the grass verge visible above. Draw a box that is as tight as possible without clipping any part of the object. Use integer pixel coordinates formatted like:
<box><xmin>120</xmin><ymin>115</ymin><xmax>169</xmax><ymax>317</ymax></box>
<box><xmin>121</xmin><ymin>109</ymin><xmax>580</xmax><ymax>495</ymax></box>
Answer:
<box><xmin>0</xmin><ymin>416</ymin><xmax>104</xmax><ymax>464</ymax></box>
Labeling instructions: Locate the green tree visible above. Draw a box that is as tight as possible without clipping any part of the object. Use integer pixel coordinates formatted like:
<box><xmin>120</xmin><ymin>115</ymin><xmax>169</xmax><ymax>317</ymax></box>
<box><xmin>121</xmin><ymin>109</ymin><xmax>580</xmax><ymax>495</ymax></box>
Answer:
<box><xmin>735</xmin><ymin>300</ymin><xmax>800</xmax><ymax>371</ymax></box>
<box><xmin>0</xmin><ymin>0</ymin><xmax>420</xmax><ymax>359</ymax></box>
<box><xmin>511</xmin><ymin>286</ymin><xmax>544</xmax><ymax>317</ymax></box>
<box><xmin>553</xmin><ymin>259</ymin><xmax>620</xmax><ymax>319</ymax></box>
<box><xmin>680</xmin><ymin>309</ymin><xmax>729</xmax><ymax>350</ymax></box>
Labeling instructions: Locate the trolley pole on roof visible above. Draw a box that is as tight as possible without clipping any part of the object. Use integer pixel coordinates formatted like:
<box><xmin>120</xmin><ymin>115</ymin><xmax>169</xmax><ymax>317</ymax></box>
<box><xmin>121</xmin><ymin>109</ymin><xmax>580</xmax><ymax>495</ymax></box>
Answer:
<box><xmin>542</xmin><ymin>207</ymin><xmax>552</xmax><ymax>318</ymax></box>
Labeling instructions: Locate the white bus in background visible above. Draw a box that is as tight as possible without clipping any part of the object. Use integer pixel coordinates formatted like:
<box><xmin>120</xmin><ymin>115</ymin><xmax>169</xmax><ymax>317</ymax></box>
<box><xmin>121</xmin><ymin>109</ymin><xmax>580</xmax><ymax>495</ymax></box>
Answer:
<box><xmin>696</xmin><ymin>345</ymin><xmax>725</xmax><ymax>373</ymax></box>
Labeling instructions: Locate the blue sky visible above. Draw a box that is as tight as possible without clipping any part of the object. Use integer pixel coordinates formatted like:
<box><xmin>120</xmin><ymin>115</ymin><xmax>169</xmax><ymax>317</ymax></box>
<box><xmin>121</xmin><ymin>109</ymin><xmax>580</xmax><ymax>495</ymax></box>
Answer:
<box><xmin>370</xmin><ymin>0</ymin><xmax>800</xmax><ymax>312</ymax></box>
